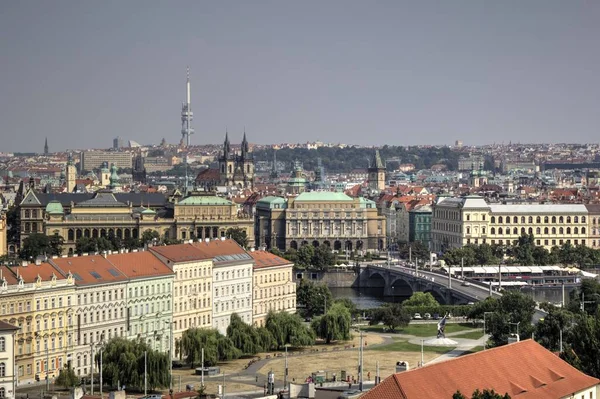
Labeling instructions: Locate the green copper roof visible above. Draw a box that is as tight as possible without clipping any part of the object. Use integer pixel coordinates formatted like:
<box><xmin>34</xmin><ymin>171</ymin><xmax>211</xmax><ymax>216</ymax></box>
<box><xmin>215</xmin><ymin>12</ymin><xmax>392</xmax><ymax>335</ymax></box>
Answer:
<box><xmin>45</xmin><ymin>200</ymin><xmax>64</xmax><ymax>214</ymax></box>
<box><xmin>141</xmin><ymin>207</ymin><xmax>156</xmax><ymax>214</ymax></box>
<box><xmin>257</xmin><ymin>196</ymin><xmax>287</xmax><ymax>209</ymax></box>
<box><xmin>358</xmin><ymin>197</ymin><xmax>376</xmax><ymax>208</ymax></box>
<box><xmin>295</xmin><ymin>192</ymin><xmax>353</xmax><ymax>202</ymax></box>
<box><xmin>178</xmin><ymin>195</ymin><xmax>232</xmax><ymax>206</ymax></box>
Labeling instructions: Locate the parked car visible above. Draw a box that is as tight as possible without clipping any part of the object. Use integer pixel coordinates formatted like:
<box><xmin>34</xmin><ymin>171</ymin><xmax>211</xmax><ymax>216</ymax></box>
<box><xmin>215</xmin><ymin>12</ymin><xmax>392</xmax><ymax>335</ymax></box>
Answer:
<box><xmin>423</xmin><ymin>313</ymin><xmax>431</xmax><ymax>320</ymax></box>
<box><xmin>413</xmin><ymin>313</ymin><xmax>422</xmax><ymax>320</ymax></box>
<box><xmin>462</xmin><ymin>280</ymin><xmax>471</xmax><ymax>286</ymax></box>
<box><xmin>432</xmin><ymin>313</ymin><xmax>440</xmax><ymax>320</ymax></box>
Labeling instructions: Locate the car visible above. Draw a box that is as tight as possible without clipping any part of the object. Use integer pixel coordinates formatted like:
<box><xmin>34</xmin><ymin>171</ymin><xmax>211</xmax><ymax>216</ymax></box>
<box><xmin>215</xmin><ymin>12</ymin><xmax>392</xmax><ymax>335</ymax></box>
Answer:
<box><xmin>423</xmin><ymin>313</ymin><xmax>431</xmax><ymax>320</ymax></box>
<box><xmin>432</xmin><ymin>313</ymin><xmax>440</xmax><ymax>320</ymax></box>
<box><xmin>461</xmin><ymin>280</ymin><xmax>471</xmax><ymax>286</ymax></box>
<box><xmin>413</xmin><ymin>313</ymin><xmax>422</xmax><ymax>320</ymax></box>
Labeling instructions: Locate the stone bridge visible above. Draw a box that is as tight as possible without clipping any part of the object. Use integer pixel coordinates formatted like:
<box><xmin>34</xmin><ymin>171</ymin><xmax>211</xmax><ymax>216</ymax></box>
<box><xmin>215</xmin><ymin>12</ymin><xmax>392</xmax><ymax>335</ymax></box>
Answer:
<box><xmin>357</xmin><ymin>264</ymin><xmax>498</xmax><ymax>305</ymax></box>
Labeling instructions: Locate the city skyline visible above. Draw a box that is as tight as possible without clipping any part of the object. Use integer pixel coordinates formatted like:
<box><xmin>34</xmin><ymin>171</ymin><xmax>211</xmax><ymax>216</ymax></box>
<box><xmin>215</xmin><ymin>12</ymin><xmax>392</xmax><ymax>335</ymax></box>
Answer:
<box><xmin>1</xmin><ymin>1</ymin><xmax>599</xmax><ymax>152</ymax></box>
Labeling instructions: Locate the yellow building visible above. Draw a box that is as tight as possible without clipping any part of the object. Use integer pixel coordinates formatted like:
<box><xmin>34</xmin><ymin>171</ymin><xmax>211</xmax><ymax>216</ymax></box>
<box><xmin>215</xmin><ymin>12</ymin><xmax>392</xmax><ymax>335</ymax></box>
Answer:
<box><xmin>0</xmin><ymin>266</ymin><xmax>36</xmax><ymax>385</ymax></box>
<box><xmin>431</xmin><ymin>195</ymin><xmax>589</xmax><ymax>252</ymax></box>
<box><xmin>0</xmin><ymin>213</ymin><xmax>6</xmax><ymax>257</ymax></box>
<box><xmin>14</xmin><ymin>262</ymin><xmax>76</xmax><ymax>383</ymax></box>
<box><xmin>149</xmin><ymin>244</ymin><xmax>213</xmax><ymax>343</ymax></box>
<box><xmin>249</xmin><ymin>250</ymin><xmax>296</xmax><ymax>327</ymax></box>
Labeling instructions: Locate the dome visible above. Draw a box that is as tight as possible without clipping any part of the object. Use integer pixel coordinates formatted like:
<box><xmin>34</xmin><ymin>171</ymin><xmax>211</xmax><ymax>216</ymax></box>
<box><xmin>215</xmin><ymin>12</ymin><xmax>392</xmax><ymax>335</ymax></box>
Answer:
<box><xmin>45</xmin><ymin>200</ymin><xmax>64</xmax><ymax>215</ymax></box>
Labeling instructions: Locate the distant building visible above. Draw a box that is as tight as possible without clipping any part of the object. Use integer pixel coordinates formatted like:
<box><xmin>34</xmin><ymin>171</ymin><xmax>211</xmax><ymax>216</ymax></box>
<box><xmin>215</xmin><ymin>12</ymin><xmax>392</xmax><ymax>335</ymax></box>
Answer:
<box><xmin>409</xmin><ymin>204</ymin><xmax>432</xmax><ymax>246</ymax></box>
<box><xmin>0</xmin><ymin>320</ymin><xmax>19</xmax><ymax>399</ymax></box>
<box><xmin>80</xmin><ymin>151</ymin><xmax>132</xmax><ymax>172</ymax></box>
<box><xmin>368</xmin><ymin>150</ymin><xmax>386</xmax><ymax>192</ymax></box>
<box><xmin>113</xmin><ymin>137</ymin><xmax>125</xmax><ymax>149</ymax></box>
<box><xmin>218</xmin><ymin>132</ymin><xmax>254</xmax><ymax>189</ymax></box>
<box><xmin>43</xmin><ymin>138</ymin><xmax>49</xmax><ymax>155</ymax></box>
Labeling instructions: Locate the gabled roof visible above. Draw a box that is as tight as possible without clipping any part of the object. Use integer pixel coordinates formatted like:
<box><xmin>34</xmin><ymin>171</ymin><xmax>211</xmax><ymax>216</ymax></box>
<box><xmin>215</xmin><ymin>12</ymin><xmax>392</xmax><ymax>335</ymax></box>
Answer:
<box><xmin>0</xmin><ymin>320</ymin><xmax>20</xmax><ymax>332</ymax></box>
<box><xmin>20</xmin><ymin>190</ymin><xmax>41</xmax><ymax>206</ymax></box>
<box><xmin>107</xmin><ymin>252</ymin><xmax>174</xmax><ymax>279</ymax></box>
<box><xmin>78</xmin><ymin>192</ymin><xmax>127</xmax><ymax>207</ymax></box>
<box><xmin>0</xmin><ymin>266</ymin><xmax>20</xmax><ymax>285</ymax></box>
<box><xmin>177</xmin><ymin>194</ymin><xmax>232</xmax><ymax>206</ymax></box>
<box><xmin>50</xmin><ymin>256</ymin><xmax>128</xmax><ymax>285</ymax></box>
<box><xmin>249</xmin><ymin>251</ymin><xmax>293</xmax><ymax>269</ymax></box>
<box><xmin>11</xmin><ymin>262</ymin><xmax>64</xmax><ymax>283</ymax></box>
<box><xmin>191</xmin><ymin>239</ymin><xmax>252</xmax><ymax>263</ymax></box>
<box><xmin>360</xmin><ymin>340</ymin><xmax>599</xmax><ymax>399</ymax></box>
<box><xmin>149</xmin><ymin>243</ymin><xmax>211</xmax><ymax>263</ymax></box>
<box><xmin>295</xmin><ymin>192</ymin><xmax>353</xmax><ymax>202</ymax></box>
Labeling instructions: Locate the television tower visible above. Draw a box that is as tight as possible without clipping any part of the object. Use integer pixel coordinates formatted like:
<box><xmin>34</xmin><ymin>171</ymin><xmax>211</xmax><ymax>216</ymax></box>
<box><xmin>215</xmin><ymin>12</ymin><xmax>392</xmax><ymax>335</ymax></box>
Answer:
<box><xmin>181</xmin><ymin>67</ymin><xmax>194</xmax><ymax>147</ymax></box>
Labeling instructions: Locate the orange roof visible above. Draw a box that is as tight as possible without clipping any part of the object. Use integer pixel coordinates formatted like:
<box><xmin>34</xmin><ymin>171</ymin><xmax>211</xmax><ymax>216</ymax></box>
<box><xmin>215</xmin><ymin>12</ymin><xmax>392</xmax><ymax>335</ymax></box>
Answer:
<box><xmin>11</xmin><ymin>262</ymin><xmax>64</xmax><ymax>283</ymax></box>
<box><xmin>191</xmin><ymin>239</ymin><xmax>249</xmax><ymax>261</ymax></box>
<box><xmin>0</xmin><ymin>266</ymin><xmax>20</xmax><ymax>285</ymax></box>
<box><xmin>107</xmin><ymin>252</ymin><xmax>174</xmax><ymax>279</ymax></box>
<box><xmin>249</xmin><ymin>250</ymin><xmax>292</xmax><ymax>269</ymax></box>
<box><xmin>50</xmin><ymin>255</ymin><xmax>128</xmax><ymax>285</ymax></box>
<box><xmin>361</xmin><ymin>340</ymin><xmax>599</xmax><ymax>399</ymax></box>
<box><xmin>149</xmin><ymin>243</ymin><xmax>211</xmax><ymax>263</ymax></box>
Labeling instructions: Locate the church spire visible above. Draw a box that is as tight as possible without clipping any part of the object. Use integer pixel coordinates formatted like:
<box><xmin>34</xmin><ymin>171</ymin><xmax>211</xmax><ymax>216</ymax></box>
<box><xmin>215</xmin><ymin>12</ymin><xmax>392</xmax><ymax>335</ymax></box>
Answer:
<box><xmin>241</xmin><ymin>128</ymin><xmax>249</xmax><ymax>156</ymax></box>
<box><xmin>223</xmin><ymin>129</ymin><xmax>231</xmax><ymax>156</ymax></box>
<box><xmin>44</xmin><ymin>137</ymin><xmax>49</xmax><ymax>155</ymax></box>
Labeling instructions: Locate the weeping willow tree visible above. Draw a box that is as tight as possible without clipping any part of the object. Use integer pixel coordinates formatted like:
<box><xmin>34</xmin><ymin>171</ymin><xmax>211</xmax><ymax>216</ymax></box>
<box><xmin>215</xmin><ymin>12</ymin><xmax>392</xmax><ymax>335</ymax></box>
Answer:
<box><xmin>99</xmin><ymin>337</ymin><xmax>170</xmax><ymax>391</ymax></box>
<box><xmin>181</xmin><ymin>327</ymin><xmax>241</xmax><ymax>367</ymax></box>
<box><xmin>311</xmin><ymin>302</ymin><xmax>352</xmax><ymax>344</ymax></box>
<box><xmin>265</xmin><ymin>311</ymin><xmax>315</xmax><ymax>349</ymax></box>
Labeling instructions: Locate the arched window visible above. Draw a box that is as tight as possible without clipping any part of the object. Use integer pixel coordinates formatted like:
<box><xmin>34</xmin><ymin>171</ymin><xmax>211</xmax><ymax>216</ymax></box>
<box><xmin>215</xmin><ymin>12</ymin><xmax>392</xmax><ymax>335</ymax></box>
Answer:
<box><xmin>544</xmin><ymin>216</ymin><xmax>549</xmax><ymax>223</ymax></box>
<box><xmin>574</xmin><ymin>227</ymin><xmax>578</xmax><ymax>234</ymax></box>
<box><xmin>566</xmin><ymin>216</ymin><xmax>571</xmax><ymax>223</ymax></box>
<box><xmin>574</xmin><ymin>216</ymin><xmax>579</xmax><ymax>223</ymax></box>
<box><xmin>491</xmin><ymin>216</ymin><xmax>496</xmax><ymax>224</ymax></box>
<box><xmin>528</xmin><ymin>216</ymin><xmax>533</xmax><ymax>223</ymax></box>
<box><xmin>466</xmin><ymin>227</ymin><xmax>471</xmax><ymax>235</ymax></box>
<box><xmin>521</xmin><ymin>216</ymin><xmax>526</xmax><ymax>224</ymax></box>
<box><xmin>552</xmin><ymin>216</ymin><xmax>557</xmax><ymax>224</ymax></box>
<box><xmin>552</xmin><ymin>227</ymin><xmax>556</xmax><ymax>234</ymax></box>
<box><xmin>0</xmin><ymin>362</ymin><xmax>5</xmax><ymax>377</ymax></box>
<box><xmin>491</xmin><ymin>227</ymin><xmax>496</xmax><ymax>235</ymax></box>
<box><xmin>559</xmin><ymin>216</ymin><xmax>564</xmax><ymax>223</ymax></box>
<box><xmin>536</xmin><ymin>216</ymin><xmax>541</xmax><ymax>223</ymax></box>
<box><xmin>559</xmin><ymin>227</ymin><xmax>564</xmax><ymax>234</ymax></box>
<box><xmin>68</xmin><ymin>229</ymin><xmax>74</xmax><ymax>241</ymax></box>
<box><xmin>582</xmin><ymin>216</ymin><xmax>587</xmax><ymax>224</ymax></box>
<box><xmin>0</xmin><ymin>387</ymin><xmax>5</xmax><ymax>398</ymax></box>
<box><xmin>566</xmin><ymin>227</ymin><xmax>571</xmax><ymax>234</ymax></box>
<box><xmin>582</xmin><ymin>227</ymin><xmax>586</xmax><ymax>234</ymax></box>
<box><xmin>498</xmin><ymin>216</ymin><xmax>503</xmax><ymax>224</ymax></box>
<box><xmin>544</xmin><ymin>227</ymin><xmax>549</xmax><ymax>234</ymax></box>
<box><xmin>0</xmin><ymin>337</ymin><xmax>4</xmax><ymax>351</ymax></box>
<box><xmin>498</xmin><ymin>227</ymin><xmax>503</xmax><ymax>235</ymax></box>
<box><xmin>521</xmin><ymin>227</ymin><xmax>526</xmax><ymax>235</ymax></box>
<box><xmin>528</xmin><ymin>227</ymin><xmax>533</xmax><ymax>235</ymax></box>
<box><xmin>513</xmin><ymin>227</ymin><xmax>518</xmax><ymax>235</ymax></box>
<box><xmin>536</xmin><ymin>227</ymin><xmax>541</xmax><ymax>234</ymax></box>
<box><xmin>25</xmin><ymin>210</ymin><xmax>30</xmax><ymax>218</ymax></box>
<box><xmin>513</xmin><ymin>216</ymin><xmax>518</xmax><ymax>224</ymax></box>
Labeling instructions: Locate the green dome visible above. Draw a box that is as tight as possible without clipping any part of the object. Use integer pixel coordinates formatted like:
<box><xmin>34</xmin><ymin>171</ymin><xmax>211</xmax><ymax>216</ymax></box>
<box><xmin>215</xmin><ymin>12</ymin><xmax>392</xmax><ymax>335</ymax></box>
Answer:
<box><xmin>45</xmin><ymin>200</ymin><xmax>64</xmax><ymax>215</ymax></box>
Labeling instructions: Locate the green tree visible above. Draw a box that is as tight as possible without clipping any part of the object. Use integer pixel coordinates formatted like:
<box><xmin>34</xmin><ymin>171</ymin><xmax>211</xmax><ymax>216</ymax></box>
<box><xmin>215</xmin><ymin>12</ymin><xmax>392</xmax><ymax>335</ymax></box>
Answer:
<box><xmin>398</xmin><ymin>241</ymin><xmax>429</xmax><ymax>260</ymax></box>
<box><xmin>453</xmin><ymin>389</ymin><xmax>511</xmax><ymax>399</ymax></box>
<box><xmin>226</xmin><ymin>313</ymin><xmax>262</xmax><ymax>355</ymax></box>
<box><xmin>535</xmin><ymin>304</ymin><xmax>576</xmax><ymax>352</ymax></box>
<box><xmin>560</xmin><ymin>310</ymin><xmax>600</xmax><ymax>378</ymax></box>
<box><xmin>141</xmin><ymin>229</ymin><xmax>160</xmax><ymax>245</ymax></box>
<box><xmin>403</xmin><ymin>292</ymin><xmax>439</xmax><ymax>307</ymax></box>
<box><xmin>282</xmin><ymin>248</ymin><xmax>299</xmax><ymax>265</ymax></box>
<box><xmin>370</xmin><ymin>303</ymin><xmax>411</xmax><ymax>332</ymax></box>
<box><xmin>297</xmin><ymin>245</ymin><xmax>315</xmax><ymax>268</ymax></box>
<box><xmin>567</xmin><ymin>279</ymin><xmax>600</xmax><ymax>315</ymax></box>
<box><xmin>100</xmin><ymin>337</ymin><xmax>170</xmax><ymax>391</ymax></box>
<box><xmin>311</xmin><ymin>302</ymin><xmax>352</xmax><ymax>344</ymax></box>
<box><xmin>334</xmin><ymin>298</ymin><xmax>359</xmax><ymax>319</ymax></box>
<box><xmin>20</xmin><ymin>233</ymin><xmax>52</xmax><ymax>259</ymax></box>
<box><xmin>311</xmin><ymin>245</ymin><xmax>335</xmax><ymax>271</ymax></box>
<box><xmin>265</xmin><ymin>311</ymin><xmax>315</xmax><ymax>349</ymax></box>
<box><xmin>510</xmin><ymin>233</ymin><xmax>536</xmax><ymax>265</ymax></box>
<box><xmin>181</xmin><ymin>328</ymin><xmax>240</xmax><ymax>367</ymax></box>
<box><xmin>296</xmin><ymin>279</ymin><xmax>332</xmax><ymax>317</ymax></box>
<box><xmin>226</xmin><ymin>227</ymin><xmax>248</xmax><ymax>248</ymax></box>
<box><xmin>55</xmin><ymin>365</ymin><xmax>79</xmax><ymax>389</ymax></box>
<box><xmin>75</xmin><ymin>237</ymin><xmax>97</xmax><ymax>255</ymax></box>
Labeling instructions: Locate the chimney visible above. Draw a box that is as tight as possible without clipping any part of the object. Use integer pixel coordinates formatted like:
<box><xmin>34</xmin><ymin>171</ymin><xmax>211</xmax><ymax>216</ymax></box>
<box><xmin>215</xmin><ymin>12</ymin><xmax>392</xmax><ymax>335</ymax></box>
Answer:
<box><xmin>35</xmin><ymin>259</ymin><xmax>41</xmax><ymax>266</ymax></box>
<box><xmin>102</xmin><ymin>251</ymin><xmax>108</xmax><ymax>259</ymax></box>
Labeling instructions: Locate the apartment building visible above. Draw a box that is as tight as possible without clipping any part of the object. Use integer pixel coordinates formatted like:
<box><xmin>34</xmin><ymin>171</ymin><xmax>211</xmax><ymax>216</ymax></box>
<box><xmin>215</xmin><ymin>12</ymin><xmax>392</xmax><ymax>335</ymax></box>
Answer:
<box><xmin>249</xmin><ymin>251</ymin><xmax>295</xmax><ymax>327</ymax></box>
<box><xmin>80</xmin><ymin>151</ymin><xmax>133</xmax><ymax>171</ymax></box>
<box><xmin>0</xmin><ymin>321</ymin><xmax>20</xmax><ymax>399</ymax></box>
<box><xmin>193</xmin><ymin>239</ymin><xmax>253</xmax><ymax>335</ymax></box>
<box><xmin>431</xmin><ymin>195</ymin><xmax>589</xmax><ymax>252</ymax></box>
<box><xmin>106</xmin><ymin>252</ymin><xmax>174</xmax><ymax>352</ymax></box>
<box><xmin>149</xmin><ymin>244</ymin><xmax>213</xmax><ymax>343</ymax></box>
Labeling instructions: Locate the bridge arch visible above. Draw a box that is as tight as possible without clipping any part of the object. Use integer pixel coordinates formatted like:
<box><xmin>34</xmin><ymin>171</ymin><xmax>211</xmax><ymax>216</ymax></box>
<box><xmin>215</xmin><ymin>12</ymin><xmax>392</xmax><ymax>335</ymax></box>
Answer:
<box><xmin>424</xmin><ymin>289</ymin><xmax>446</xmax><ymax>305</ymax></box>
<box><xmin>389</xmin><ymin>278</ymin><xmax>414</xmax><ymax>298</ymax></box>
<box><xmin>364</xmin><ymin>272</ymin><xmax>386</xmax><ymax>288</ymax></box>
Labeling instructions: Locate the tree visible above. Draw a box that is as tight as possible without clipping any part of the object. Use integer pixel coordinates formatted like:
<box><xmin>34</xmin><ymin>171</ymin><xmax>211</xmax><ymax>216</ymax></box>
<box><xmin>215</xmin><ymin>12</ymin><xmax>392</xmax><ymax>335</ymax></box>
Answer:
<box><xmin>296</xmin><ymin>279</ymin><xmax>333</xmax><ymax>317</ymax></box>
<box><xmin>568</xmin><ymin>279</ymin><xmax>600</xmax><ymax>315</ymax></box>
<box><xmin>141</xmin><ymin>230</ymin><xmax>160</xmax><ymax>245</ymax></box>
<box><xmin>265</xmin><ymin>311</ymin><xmax>315</xmax><ymax>349</ymax></box>
<box><xmin>403</xmin><ymin>292</ymin><xmax>439</xmax><ymax>307</ymax></box>
<box><xmin>100</xmin><ymin>337</ymin><xmax>170</xmax><ymax>391</ymax></box>
<box><xmin>453</xmin><ymin>389</ymin><xmax>511</xmax><ymax>399</ymax></box>
<box><xmin>370</xmin><ymin>303</ymin><xmax>411</xmax><ymax>332</ymax></box>
<box><xmin>311</xmin><ymin>245</ymin><xmax>335</xmax><ymax>271</ymax></box>
<box><xmin>227</xmin><ymin>313</ymin><xmax>263</xmax><ymax>355</ymax></box>
<box><xmin>20</xmin><ymin>233</ymin><xmax>60</xmax><ymax>259</ymax></box>
<box><xmin>55</xmin><ymin>365</ymin><xmax>78</xmax><ymax>389</ymax></box>
<box><xmin>311</xmin><ymin>302</ymin><xmax>352</xmax><ymax>344</ymax></box>
<box><xmin>181</xmin><ymin>328</ymin><xmax>240</xmax><ymax>367</ymax></box>
<box><xmin>334</xmin><ymin>298</ymin><xmax>359</xmax><ymax>319</ymax></box>
<box><xmin>75</xmin><ymin>237</ymin><xmax>97</xmax><ymax>255</ymax></box>
<box><xmin>560</xmin><ymin>310</ymin><xmax>600</xmax><ymax>378</ymax></box>
<box><xmin>297</xmin><ymin>245</ymin><xmax>315</xmax><ymax>269</ymax></box>
<box><xmin>535</xmin><ymin>304</ymin><xmax>576</xmax><ymax>352</ymax></box>
<box><xmin>226</xmin><ymin>227</ymin><xmax>248</xmax><ymax>248</ymax></box>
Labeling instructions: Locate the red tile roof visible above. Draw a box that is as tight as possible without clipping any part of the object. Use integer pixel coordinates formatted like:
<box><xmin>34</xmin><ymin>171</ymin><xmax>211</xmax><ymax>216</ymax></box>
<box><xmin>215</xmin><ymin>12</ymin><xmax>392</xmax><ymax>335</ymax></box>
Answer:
<box><xmin>0</xmin><ymin>266</ymin><xmax>20</xmax><ymax>285</ymax></box>
<box><xmin>361</xmin><ymin>340</ymin><xmax>599</xmax><ymax>399</ymax></box>
<box><xmin>10</xmin><ymin>262</ymin><xmax>64</xmax><ymax>283</ymax></box>
<box><xmin>107</xmin><ymin>251</ymin><xmax>174</xmax><ymax>279</ymax></box>
<box><xmin>249</xmin><ymin>250</ymin><xmax>292</xmax><ymax>269</ymax></box>
<box><xmin>50</xmin><ymin>255</ymin><xmax>128</xmax><ymax>285</ymax></box>
<box><xmin>191</xmin><ymin>239</ymin><xmax>247</xmax><ymax>258</ymax></box>
<box><xmin>149</xmin><ymin>243</ymin><xmax>211</xmax><ymax>263</ymax></box>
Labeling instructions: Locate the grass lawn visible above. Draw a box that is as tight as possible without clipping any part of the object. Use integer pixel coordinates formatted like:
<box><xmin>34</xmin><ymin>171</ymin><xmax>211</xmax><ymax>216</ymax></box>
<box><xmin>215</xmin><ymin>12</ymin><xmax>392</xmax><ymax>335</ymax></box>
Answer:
<box><xmin>362</xmin><ymin>322</ymin><xmax>475</xmax><ymax>337</ymax></box>
<box><xmin>460</xmin><ymin>345</ymin><xmax>485</xmax><ymax>355</ymax></box>
<box><xmin>450</xmin><ymin>330</ymin><xmax>485</xmax><ymax>340</ymax></box>
<box><xmin>368</xmin><ymin>339</ymin><xmax>455</xmax><ymax>354</ymax></box>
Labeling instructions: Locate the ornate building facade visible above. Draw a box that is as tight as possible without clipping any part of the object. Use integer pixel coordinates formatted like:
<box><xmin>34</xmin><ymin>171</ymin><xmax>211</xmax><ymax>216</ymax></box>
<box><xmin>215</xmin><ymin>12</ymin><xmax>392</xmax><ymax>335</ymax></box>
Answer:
<box><xmin>255</xmin><ymin>192</ymin><xmax>386</xmax><ymax>252</ymax></box>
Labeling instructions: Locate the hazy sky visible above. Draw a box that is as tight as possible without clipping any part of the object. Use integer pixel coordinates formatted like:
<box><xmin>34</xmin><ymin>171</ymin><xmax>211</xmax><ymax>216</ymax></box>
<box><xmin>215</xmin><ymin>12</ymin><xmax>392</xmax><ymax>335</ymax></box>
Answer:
<box><xmin>1</xmin><ymin>1</ymin><xmax>599</xmax><ymax>152</ymax></box>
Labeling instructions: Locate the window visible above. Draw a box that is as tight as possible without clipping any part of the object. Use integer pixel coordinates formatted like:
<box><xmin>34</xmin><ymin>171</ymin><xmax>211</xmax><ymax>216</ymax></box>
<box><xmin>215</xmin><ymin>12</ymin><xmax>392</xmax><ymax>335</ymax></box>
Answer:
<box><xmin>0</xmin><ymin>338</ymin><xmax>4</xmax><ymax>352</ymax></box>
<box><xmin>0</xmin><ymin>362</ymin><xmax>5</xmax><ymax>377</ymax></box>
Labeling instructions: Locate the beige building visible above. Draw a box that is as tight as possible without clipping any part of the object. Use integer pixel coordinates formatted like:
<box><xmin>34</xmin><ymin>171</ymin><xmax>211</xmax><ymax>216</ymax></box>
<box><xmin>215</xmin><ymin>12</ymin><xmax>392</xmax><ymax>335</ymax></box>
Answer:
<box><xmin>249</xmin><ymin>250</ymin><xmax>295</xmax><ymax>327</ymax></box>
<box><xmin>431</xmin><ymin>195</ymin><xmax>589</xmax><ymax>252</ymax></box>
<box><xmin>149</xmin><ymin>244</ymin><xmax>213</xmax><ymax>343</ymax></box>
<box><xmin>80</xmin><ymin>151</ymin><xmax>133</xmax><ymax>172</ymax></box>
<box><xmin>255</xmin><ymin>192</ymin><xmax>386</xmax><ymax>253</ymax></box>
<box><xmin>0</xmin><ymin>213</ymin><xmax>6</xmax><ymax>257</ymax></box>
<box><xmin>585</xmin><ymin>204</ymin><xmax>600</xmax><ymax>249</ymax></box>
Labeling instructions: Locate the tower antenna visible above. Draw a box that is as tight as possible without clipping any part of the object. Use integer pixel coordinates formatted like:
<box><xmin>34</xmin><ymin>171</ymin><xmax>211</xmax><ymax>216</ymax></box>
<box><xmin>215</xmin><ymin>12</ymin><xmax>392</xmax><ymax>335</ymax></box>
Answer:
<box><xmin>180</xmin><ymin>67</ymin><xmax>194</xmax><ymax>192</ymax></box>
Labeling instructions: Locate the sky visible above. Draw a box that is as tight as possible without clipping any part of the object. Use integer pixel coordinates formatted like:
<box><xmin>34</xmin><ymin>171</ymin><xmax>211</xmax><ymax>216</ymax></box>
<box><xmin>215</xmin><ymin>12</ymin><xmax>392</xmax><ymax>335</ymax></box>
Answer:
<box><xmin>1</xmin><ymin>1</ymin><xmax>599</xmax><ymax>152</ymax></box>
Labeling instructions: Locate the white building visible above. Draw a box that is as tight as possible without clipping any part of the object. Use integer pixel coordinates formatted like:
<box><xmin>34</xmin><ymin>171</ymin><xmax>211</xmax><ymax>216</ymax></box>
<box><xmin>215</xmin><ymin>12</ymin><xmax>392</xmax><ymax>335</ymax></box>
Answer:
<box><xmin>0</xmin><ymin>321</ymin><xmax>19</xmax><ymax>399</ymax></box>
<box><xmin>193</xmin><ymin>239</ymin><xmax>253</xmax><ymax>335</ymax></box>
